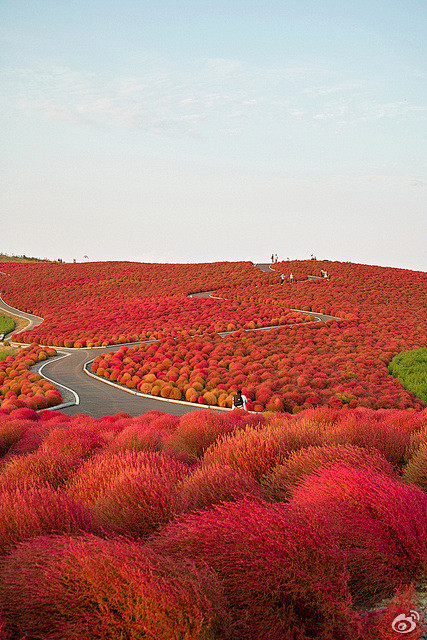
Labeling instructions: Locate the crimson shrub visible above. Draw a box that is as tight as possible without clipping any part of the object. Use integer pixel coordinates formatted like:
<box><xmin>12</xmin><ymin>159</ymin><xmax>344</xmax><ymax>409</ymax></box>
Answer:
<box><xmin>0</xmin><ymin>484</ymin><xmax>94</xmax><ymax>555</ymax></box>
<box><xmin>149</xmin><ymin>497</ymin><xmax>358</xmax><ymax>639</ymax></box>
<box><xmin>262</xmin><ymin>444</ymin><xmax>396</xmax><ymax>502</ymax></box>
<box><xmin>177</xmin><ymin>464</ymin><xmax>264</xmax><ymax>512</ymax></box>
<box><xmin>66</xmin><ymin>450</ymin><xmax>188</xmax><ymax>537</ymax></box>
<box><xmin>0</xmin><ymin>534</ymin><xmax>231</xmax><ymax>640</ymax></box>
<box><xmin>289</xmin><ymin>465</ymin><xmax>427</xmax><ymax>605</ymax></box>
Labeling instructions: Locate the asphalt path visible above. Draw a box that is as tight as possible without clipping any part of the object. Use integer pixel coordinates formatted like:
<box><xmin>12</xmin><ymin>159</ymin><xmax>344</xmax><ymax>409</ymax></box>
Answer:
<box><xmin>0</xmin><ymin>296</ymin><xmax>44</xmax><ymax>331</ymax></box>
<box><xmin>38</xmin><ymin>346</ymin><xmax>202</xmax><ymax>418</ymax></box>
<box><xmin>0</xmin><ymin>265</ymin><xmax>338</xmax><ymax>417</ymax></box>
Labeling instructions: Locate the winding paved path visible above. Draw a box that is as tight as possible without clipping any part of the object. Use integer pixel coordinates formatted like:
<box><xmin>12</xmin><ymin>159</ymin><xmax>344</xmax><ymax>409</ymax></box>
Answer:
<box><xmin>0</xmin><ymin>264</ymin><xmax>338</xmax><ymax>417</ymax></box>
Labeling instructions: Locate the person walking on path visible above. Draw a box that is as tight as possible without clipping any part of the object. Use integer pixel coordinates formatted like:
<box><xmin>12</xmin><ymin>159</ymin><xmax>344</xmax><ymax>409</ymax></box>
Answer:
<box><xmin>271</xmin><ymin>253</ymin><xmax>274</xmax><ymax>263</ymax></box>
<box><xmin>275</xmin><ymin>253</ymin><xmax>278</xmax><ymax>263</ymax></box>
<box><xmin>232</xmin><ymin>389</ymin><xmax>248</xmax><ymax>410</ymax></box>
<box><xmin>290</xmin><ymin>273</ymin><xmax>294</xmax><ymax>284</ymax></box>
<box><xmin>280</xmin><ymin>273</ymin><xmax>285</xmax><ymax>285</ymax></box>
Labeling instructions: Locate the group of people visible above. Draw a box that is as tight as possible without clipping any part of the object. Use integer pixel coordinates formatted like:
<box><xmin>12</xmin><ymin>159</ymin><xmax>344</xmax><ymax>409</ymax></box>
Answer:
<box><xmin>280</xmin><ymin>273</ymin><xmax>294</xmax><ymax>285</ymax></box>
<box><xmin>320</xmin><ymin>269</ymin><xmax>329</xmax><ymax>278</ymax></box>
<box><xmin>271</xmin><ymin>254</ymin><xmax>292</xmax><ymax>263</ymax></box>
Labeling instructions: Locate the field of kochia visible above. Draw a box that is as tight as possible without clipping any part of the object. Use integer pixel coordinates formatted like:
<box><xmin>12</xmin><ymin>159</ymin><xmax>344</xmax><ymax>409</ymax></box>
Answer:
<box><xmin>0</xmin><ymin>258</ymin><xmax>426</xmax><ymax>639</ymax></box>
<box><xmin>0</xmin><ymin>405</ymin><xmax>426</xmax><ymax>639</ymax></box>
<box><xmin>0</xmin><ymin>258</ymin><xmax>426</xmax><ymax>414</ymax></box>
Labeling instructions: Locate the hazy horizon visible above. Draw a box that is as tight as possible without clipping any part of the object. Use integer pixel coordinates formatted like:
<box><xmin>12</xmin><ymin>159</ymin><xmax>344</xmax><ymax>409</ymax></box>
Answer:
<box><xmin>1</xmin><ymin>1</ymin><xmax>426</xmax><ymax>271</ymax></box>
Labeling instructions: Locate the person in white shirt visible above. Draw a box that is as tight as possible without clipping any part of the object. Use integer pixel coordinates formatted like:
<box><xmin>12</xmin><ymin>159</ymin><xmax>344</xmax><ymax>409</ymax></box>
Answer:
<box><xmin>232</xmin><ymin>389</ymin><xmax>248</xmax><ymax>410</ymax></box>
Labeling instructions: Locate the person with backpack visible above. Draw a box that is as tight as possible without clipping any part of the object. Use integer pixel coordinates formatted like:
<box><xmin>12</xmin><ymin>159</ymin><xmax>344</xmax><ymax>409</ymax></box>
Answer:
<box><xmin>232</xmin><ymin>389</ymin><xmax>248</xmax><ymax>410</ymax></box>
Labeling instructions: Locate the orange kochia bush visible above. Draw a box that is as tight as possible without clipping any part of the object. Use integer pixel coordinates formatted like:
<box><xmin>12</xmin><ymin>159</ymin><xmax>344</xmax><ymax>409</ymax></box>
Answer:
<box><xmin>0</xmin><ymin>345</ymin><xmax>61</xmax><ymax>412</ymax></box>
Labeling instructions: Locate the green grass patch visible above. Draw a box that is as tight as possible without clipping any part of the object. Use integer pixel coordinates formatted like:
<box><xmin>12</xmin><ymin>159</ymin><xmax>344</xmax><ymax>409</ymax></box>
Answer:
<box><xmin>0</xmin><ymin>348</ymin><xmax>18</xmax><ymax>360</ymax></box>
<box><xmin>389</xmin><ymin>347</ymin><xmax>427</xmax><ymax>405</ymax></box>
<box><xmin>0</xmin><ymin>315</ymin><xmax>15</xmax><ymax>336</ymax></box>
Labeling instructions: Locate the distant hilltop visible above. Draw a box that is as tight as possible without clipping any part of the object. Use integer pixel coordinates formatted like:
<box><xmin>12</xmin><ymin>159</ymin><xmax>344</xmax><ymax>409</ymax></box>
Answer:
<box><xmin>0</xmin><ymin>253</ymin><xmax>62</xmax><ymax>263</ymax></box>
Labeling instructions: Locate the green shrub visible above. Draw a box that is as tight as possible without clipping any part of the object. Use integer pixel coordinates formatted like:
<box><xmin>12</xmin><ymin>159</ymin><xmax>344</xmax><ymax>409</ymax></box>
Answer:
<box><xmin>389</xmin><ymin>348</ymin><xmax>427</xmax><ymax>405</ymax></box>
<box><xmin>0</xmin><ymin>315</ymin><xmax>15</xmax><ymax>337</ymax></box>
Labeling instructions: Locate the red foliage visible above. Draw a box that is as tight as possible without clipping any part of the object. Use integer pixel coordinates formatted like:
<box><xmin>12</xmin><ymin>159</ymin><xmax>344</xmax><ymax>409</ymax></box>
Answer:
<box><xmin>105</xmin><ymin>420</ymin><xmax>166</xmax><ymax>454</ymax></box>
<box><xmin>403</xmin><ymin>445</ymin><xmax>427</xmax><ymax>492</ymax></box>
<box><xmin>177</xmin><ymin>464</ymin><xmax>264</xmax><ymax>512</ymax></box>
<box><xmin>2</xmin><ymin>259</ymin><xmax>426</xmax><ymax>413</ymax></box>
<box><xmin>66</xmin><ymin>450</ymin><xmax>188</xmax><ymax>537</ymax></box>
<box><xmin>289</xmin><ymin>465</ymin><xmax>427</xmax><ymax>605</ymax></box>
<box><xmin>0</xmin><ymin>483</ymin><xmax>94</xmax><ymax>555</ymax></box>
<box><xmin>0</xmin><ymin>534</ymin><xmax>231</xmax><ymax>640</ymax></box>
<box><xmin>149</xmin><ymin>497</ymin><xmax>359</xmax><ymax>639</ymax></box>
<box><xmin>319</xmin><ymin>411</ymin><xmax>412</xmax><ymax>466</ymax></box>
<box><xmin>39</xmin><ymin>422</ymin><xmax>106</xmax><ymax>459</ymax></box>
<box><xmin>2</xmin><ymin>260</ymin><xmax>299</xmax><ymax>346</ymax></box>
<box><xmin>408</xmin><ymin>419</ymin><xmax>427</xmax><ymax>452</ymax></box>
<box><xmin>262</xmin><ymin>444</ymin><xmax>396</xmax><ymax>502</ymax></box>
<box><xmin>0</xmin><ymin>407</ymin><xmax>425</xmax><ymax>637</ymax></box>
<box><xmin>360</xmin><ymin>583</ymin><xmax>427</xmax><ymax>640</ymax></box>
<box><xmin>0</xmin><ymin>417</ymin><xmax>29</xmax><ymax>458</ymax></box>
<box><xmin>163</xmin><ymin>409</ymin><xmax>237</xmax><ymax>462</ymax></box>
<box><xmin>0</xmin><ymin>449</ymin><xmax>82</xmax><ymax>490</ymax></box>
<box><xmin>200</xmin><ymin>425</ymin><xmax>289</xmax><ymax>480</ymax></box>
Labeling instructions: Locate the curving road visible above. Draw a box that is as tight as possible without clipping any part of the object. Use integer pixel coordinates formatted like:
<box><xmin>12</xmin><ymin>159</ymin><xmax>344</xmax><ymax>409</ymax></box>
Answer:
<box><xmin>0</xmin><ymin>265</ymin><xmax>339</xmax><ymax>418</ymax></box>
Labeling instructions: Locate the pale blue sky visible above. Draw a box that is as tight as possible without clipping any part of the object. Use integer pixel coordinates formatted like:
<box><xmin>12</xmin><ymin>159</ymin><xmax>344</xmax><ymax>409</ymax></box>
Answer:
<box><xmin>1</xmin><ymin>1</ymin><xmax>426</xmax><ymax>269</ymax></box>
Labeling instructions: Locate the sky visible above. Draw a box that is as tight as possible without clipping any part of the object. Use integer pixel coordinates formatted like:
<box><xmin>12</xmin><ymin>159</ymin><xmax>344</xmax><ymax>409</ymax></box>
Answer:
<box><xmin>1</xmin><ymin>0</ymin><xmax>426</xmax><ymax>270</ymax></box>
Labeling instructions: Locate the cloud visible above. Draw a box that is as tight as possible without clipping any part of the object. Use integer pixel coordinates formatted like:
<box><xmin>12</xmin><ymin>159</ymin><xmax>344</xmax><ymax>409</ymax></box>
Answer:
<box><xmin>1</xmin><ymin>57</ymin><xmax>425</xmax><ymax>137</ymax></box>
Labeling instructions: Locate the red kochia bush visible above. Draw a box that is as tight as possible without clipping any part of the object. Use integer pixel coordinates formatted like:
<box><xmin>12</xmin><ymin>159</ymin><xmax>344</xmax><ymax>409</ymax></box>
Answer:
<box><xmin>289</xmin><ymin>465</ymin><xmax>427</xmax><ymax>605</ymax></box>
<box><xmin>149</xmin><ymin>497</ymin><xmax>358</xmax><ymax>640</ymax></box>
<box><xmin>0</xmin><ymin>484</ymin><xmax>94</xmax><ymax>555</ymax></box>
<box><xmin>321</xmin><ymin>414</ymin><xmax>411</xmax><ymax>466</ymax></box>
<box><xmin>0</xmin><ymin>534</ymin><xmax>231</xmax><ymax>640</ymax></box>
<box><xmin>408</xmin><ymin>422</ymin><xmax>427</xmax><ymax>453</ymax></box>
<box><xmin>177</xmin><ymin>464</ymin><xmax>264</xmax><ymax>513</ymax></box>
<box><xmin>0</xmin><ymin>418</ymin><xmax>29</xmax><ymax>458</ymax></box>
<box><xmin>200</xmin><ymin>425</ymin><xmax>289</xmax><ymax>480</ymax></box>
<box><xmin>2</xmin><ymin>407</ymin><xmax>38</xmax><ymax>421</ymax></box>
<box><xmin>262</xmin><ymin>444</ymin><xmax>396</xmax><ymax>502</ymax></box>
<box><xmin>360</xmin><ymin>583</ymin><xmax>427</xmax><ymax>640</ymax></box>
<box><xmin>201</xmin><ymin>417</ymin><xmax>331</xmax><ymax>480</ymax></box>
<box><xmin>163</xmin><ymin>409</ymin><xmax>236</xmax><ymax>462</ymax></box>
<box><xmin>39</xmin><ymin>421</ymin><xmax>105</xmax><ymax>459</ymax></box>
<box><xmin>105</xmin><ymin>420</ymin><xmax>166</xmax><ymax>454</ymax></box>
<box><xmin>2</xmin><ymin>422</ymin><xmax>53</xmax><ymax>458</ymax></box>
<box><xmin>0</xmin><ymin>449</ymin><xmax>82</xmax><ymax>490</ymax></box>
<box><xmin>66</xmin><ymin>451</ymin><xmax>188</xmax><ymax>537</ymax></box>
